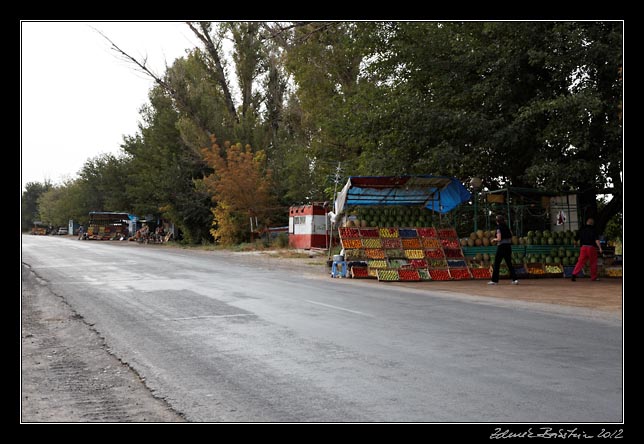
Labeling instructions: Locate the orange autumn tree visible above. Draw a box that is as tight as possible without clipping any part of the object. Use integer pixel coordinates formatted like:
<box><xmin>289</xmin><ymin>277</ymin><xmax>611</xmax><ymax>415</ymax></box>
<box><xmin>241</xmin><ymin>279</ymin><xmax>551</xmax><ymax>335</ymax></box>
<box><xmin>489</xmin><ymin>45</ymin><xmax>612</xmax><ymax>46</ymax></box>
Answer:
<box><xmin>200</xmin><ymin>135</ymin><xmax>276</xmax><ymax>245</ymax></box>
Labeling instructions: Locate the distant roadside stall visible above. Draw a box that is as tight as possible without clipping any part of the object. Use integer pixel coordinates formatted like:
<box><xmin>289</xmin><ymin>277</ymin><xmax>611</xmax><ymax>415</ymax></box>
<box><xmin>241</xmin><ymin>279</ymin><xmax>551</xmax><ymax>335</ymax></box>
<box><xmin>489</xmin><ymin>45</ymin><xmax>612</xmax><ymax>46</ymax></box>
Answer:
<box><xmin>85</xmin><ymin>212</ymin><xmax>137</xmax><ymax>240</ymax></box>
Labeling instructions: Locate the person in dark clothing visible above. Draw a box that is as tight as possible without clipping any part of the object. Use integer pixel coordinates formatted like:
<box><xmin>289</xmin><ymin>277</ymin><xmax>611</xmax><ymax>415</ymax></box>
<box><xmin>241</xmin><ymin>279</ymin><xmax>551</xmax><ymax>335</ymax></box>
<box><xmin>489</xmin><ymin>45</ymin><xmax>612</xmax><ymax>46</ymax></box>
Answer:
<box><xmin>489</xmin><ymin>215</ymin><xmax>518</xmax><ymax>285</ymax></box>
<box><xmin>571</xmin><ymin>218</ymin><xmax>603</xmax><ymax>281</ymax></box>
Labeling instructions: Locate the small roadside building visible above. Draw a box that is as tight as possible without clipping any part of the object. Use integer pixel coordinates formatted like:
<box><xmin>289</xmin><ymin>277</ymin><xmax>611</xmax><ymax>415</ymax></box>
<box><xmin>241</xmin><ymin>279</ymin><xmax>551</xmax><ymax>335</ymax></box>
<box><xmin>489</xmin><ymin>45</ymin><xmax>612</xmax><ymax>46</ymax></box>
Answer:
<box><xmin>288</xmin><ymin>204</ymin><xmax>331</xmax><ymax>249</ymax></box>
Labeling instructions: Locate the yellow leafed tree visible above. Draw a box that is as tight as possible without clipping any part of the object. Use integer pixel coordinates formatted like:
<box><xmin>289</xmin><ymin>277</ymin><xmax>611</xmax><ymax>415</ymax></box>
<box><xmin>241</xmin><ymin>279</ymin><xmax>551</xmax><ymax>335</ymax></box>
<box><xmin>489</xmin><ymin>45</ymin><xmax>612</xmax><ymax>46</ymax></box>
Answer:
<box><xmin>200</xmin><ymin>135</ymin><xmax>276</xmax><ymax>245</ymax></box>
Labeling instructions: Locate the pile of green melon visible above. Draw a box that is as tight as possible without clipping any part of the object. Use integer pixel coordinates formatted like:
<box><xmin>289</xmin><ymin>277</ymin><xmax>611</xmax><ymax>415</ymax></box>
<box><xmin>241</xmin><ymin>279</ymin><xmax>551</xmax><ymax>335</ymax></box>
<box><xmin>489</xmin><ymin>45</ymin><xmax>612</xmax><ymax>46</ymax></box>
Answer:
<box><xmin>520</xmin><ymin>230</ymin><xmax>577</xmax><ymax>246</ymax></box>
<box><xmin>460</xmin><ymin>229</ymin><xmax>579</xmax><ymax>248</ymax></box>
<box><xmin>344</xmin><ymin>206</ymin><xmax>431</xmax><ymax>228</ymax></box>
<box><xmin>524</xmin><ymin>248</ymin><xmax>579</xmax><ymax>266</ymax></box>
<box><xmin>471</xmin><ymin>252</ymin><xmax>523</xmax><ymax>265</ymax></box>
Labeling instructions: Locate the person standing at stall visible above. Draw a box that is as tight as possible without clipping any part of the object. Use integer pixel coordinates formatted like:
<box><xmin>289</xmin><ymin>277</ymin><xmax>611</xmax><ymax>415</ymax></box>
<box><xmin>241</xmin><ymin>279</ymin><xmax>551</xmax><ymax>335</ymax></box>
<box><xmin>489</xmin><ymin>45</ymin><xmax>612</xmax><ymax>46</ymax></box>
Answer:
<box><xmin>571</xmin><ymin>217</ymin><xmax>603</xmax><ymax>281</ymax></box>
<box><xmin>488</xmin><ymin>215</ymin><xmax>519</xmax><ymax>285</ymax></box>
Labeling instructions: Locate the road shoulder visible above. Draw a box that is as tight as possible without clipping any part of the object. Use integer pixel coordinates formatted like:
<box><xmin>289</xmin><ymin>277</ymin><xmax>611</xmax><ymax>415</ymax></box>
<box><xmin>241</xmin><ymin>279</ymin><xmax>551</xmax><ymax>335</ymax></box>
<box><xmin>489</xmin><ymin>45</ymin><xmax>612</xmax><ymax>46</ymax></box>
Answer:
<box><xmin>21</xmin><ymin>263</ymin><xmax>185</xmax><ymax>423</ymax></box>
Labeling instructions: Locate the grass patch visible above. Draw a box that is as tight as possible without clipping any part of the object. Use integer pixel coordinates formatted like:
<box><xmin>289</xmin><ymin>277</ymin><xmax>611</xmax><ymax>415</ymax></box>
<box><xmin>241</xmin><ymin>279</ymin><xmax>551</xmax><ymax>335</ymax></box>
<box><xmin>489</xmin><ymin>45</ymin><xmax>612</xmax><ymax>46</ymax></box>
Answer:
<box><xmin>271</xmin><ymin>250</ymin><xmax>313</xmax><ymax>259</ymax></box>
<box><xmin>233</xmin><ymin>240</ymin><xmax>273</xmax><ymax>252</ymax></box>
<box><xmin>306</xmin><ymin>260</ymin><xmax>327</xmax><ymax>266</ymax></box>
<box><xmin>155</xmin><ymin>238</ymin><xmax>331</xmax><ymax>261</ymax></box>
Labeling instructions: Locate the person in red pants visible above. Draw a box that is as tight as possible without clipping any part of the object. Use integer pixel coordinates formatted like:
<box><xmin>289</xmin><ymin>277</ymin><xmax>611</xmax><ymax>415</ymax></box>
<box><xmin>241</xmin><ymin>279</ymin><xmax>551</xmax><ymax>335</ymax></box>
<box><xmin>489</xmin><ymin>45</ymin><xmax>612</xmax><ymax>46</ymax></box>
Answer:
<box><xmin>571</xmin><ymin>218</ymin><xmax>603</xmax><ymax>281</ymax></box>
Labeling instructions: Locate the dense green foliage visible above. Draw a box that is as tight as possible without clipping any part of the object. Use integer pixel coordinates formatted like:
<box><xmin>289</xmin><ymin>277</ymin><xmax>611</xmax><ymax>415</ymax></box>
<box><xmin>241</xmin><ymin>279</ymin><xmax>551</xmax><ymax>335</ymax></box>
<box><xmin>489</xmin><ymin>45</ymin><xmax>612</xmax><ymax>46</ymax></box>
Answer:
<box><xmin>21</xmin><ymin>181</ymin><xmax>51</xmax><ymax>231</ymax></box>
<box><xmin>22</xmin><ymin>21</ymin><xmax>622</xmax><ymax>241</ymax></box>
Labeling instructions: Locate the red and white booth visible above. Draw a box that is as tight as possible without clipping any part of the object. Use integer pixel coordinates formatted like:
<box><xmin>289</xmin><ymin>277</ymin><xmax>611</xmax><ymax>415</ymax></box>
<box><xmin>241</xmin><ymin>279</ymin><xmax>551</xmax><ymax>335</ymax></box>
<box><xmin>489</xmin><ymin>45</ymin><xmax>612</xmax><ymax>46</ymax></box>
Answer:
<box><xmin>288</xmin><ymin>204</ymin><xmax>330</xmax><ymax>249</ymax></box>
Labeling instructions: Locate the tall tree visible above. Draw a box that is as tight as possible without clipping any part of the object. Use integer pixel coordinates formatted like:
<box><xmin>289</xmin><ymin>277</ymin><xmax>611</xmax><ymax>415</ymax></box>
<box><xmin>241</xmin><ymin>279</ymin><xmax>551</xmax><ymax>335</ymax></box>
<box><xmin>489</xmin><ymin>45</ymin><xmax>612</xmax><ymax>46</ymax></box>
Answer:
<box><xmin>199</xmin><ymin>135</ymin><xmax>276</xmax><ymax>245</ymax></box>
<box><xmin>228</xmin><ymin>22</ymin><xmax>265</xmax><ymax>120</ymax></box>
<box><xmin>76</xmin><ymin>153</ymin><xmax>131</xmax><ymax>213</ymax></box>
<box><xmin>36</xmin><ymin>180</ymin><xmax>85</xmax><ymax>228</ymax></box>
<box><xmin>121</xmin><ymin>85</ymin><xmax>213</xmax><ymax>243</ymax></box>
<box><xmin>37</xmin><ymin>178</ymin><xmax>97</xmax><ymax>227</ymax></box>
<box><xmin>280</xmin><ymin>22</ymin><xmax>371</xmax><ymax>201</ymax></box>
<box><xmin>21</xmin><ymin>181</ymin><xmax>52</xmax><ymax>231</ymax></box>
<box><xmin>186</xmin><ymin>22</ymin><xmax>239</xmax><ymax>124</ymax></box>
<box><xmin>164</xmin><ymin>50</ymin><xmax>236</xmax><ymax>150</ymax></box>
<box><xmin>358</xmin><ymin>21</ymin><xmax>622</xmax><ymax>232</ymax></box>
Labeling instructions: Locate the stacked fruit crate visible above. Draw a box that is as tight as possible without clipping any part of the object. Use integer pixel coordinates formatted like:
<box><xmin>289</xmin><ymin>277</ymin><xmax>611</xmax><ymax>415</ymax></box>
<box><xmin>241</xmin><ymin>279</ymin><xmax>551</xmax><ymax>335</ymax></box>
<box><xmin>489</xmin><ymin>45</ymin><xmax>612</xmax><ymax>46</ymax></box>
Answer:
<box><xmin>338</xmin><ymin>225</ymin><xmax>472</xmax><ymax>282</ymax></box>
<box><xmin>438</xmin><ymin>228</ymin><xmax>471</xmax><ymax>280</ymax></box>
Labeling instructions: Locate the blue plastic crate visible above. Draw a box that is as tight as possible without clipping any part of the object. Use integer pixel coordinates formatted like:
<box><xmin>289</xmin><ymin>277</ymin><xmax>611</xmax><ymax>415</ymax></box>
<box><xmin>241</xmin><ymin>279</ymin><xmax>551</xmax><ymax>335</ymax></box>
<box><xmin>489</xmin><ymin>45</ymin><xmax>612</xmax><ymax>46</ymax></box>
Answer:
<box><xmin>398</xmin><ymin>228</ymin><xmax>418</xmax><ymax>238</ymax></box>
<box><xmin>514</xmin><ymin>266</ymin><xmax>529</xmax><ymax>279</ymax></box>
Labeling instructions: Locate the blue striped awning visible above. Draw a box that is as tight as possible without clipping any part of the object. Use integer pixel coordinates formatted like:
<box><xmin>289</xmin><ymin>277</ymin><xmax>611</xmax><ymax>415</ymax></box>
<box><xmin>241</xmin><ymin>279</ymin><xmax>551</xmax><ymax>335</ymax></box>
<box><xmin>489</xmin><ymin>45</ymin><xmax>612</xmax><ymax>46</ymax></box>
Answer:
<box><xmin>334</xmin><ymin>175</ymin><xmax>471</xmax><ymax>215</ymax></box>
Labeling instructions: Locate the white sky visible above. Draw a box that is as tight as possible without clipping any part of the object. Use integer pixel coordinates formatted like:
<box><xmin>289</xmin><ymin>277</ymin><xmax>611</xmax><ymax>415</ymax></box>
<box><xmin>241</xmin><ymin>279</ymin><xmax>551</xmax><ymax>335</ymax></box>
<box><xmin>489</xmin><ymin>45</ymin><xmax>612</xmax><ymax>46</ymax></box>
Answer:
<box><xmin>21</xmin><ymin>21</ymin><xmax>201</xmax><ymax>190</ymax></box>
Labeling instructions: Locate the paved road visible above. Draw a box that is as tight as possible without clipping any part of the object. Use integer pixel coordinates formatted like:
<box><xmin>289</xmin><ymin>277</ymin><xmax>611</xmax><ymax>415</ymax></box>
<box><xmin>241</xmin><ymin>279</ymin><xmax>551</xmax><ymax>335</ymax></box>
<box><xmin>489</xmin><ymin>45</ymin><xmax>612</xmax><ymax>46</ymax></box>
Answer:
<box><xmin>21</xmin><ymin>235</ymin><xmax>623</xmax><ymax>422</ymax></box>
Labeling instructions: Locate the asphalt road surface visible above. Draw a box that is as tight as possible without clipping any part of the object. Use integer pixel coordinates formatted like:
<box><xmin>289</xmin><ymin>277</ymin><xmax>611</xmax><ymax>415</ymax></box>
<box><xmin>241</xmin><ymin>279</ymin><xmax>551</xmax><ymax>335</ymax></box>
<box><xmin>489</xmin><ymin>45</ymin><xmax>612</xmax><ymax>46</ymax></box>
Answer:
<box><xmin>21</xmin><ymin>235</ymin><xmax>623</xmax><ymax>423</ymax></box>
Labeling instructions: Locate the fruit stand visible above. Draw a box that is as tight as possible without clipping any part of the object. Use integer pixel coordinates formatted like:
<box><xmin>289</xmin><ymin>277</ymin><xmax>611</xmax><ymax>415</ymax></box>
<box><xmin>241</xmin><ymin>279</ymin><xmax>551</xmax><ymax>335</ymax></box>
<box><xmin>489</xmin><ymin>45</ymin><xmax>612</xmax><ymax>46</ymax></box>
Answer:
<box><xmin>338</xmin><ymin>224</ymin><xmax>475</xmax><ymax>282</ymax></box>
<box><xmin>330</xmin><ymin>176</ymin><xmax>621</xmax><ymax>282</ymax></box>
<box><xmin>332</xmin><ymin>175</ymin><xmax>473</xmax><ymax>282</ymax></box>
<box><xmin>461</xmin><ymin>229</ymin><xmax>620</xmax><ymax>279</ymax></box>
<box><xmin>330</xmin><ymin>176</ymin><xmax>622</xmax><ymax>281</ymax></box>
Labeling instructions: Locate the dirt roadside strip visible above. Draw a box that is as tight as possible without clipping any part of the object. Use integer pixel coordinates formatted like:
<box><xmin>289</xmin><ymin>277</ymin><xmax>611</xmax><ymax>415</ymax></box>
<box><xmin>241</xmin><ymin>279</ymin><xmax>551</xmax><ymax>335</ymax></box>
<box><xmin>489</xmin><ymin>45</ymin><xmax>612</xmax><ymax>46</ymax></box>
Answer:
<box><xmin>21</xmin><ymin>264</ymin><xmax>186</xmax><ymax>423</ymax></box>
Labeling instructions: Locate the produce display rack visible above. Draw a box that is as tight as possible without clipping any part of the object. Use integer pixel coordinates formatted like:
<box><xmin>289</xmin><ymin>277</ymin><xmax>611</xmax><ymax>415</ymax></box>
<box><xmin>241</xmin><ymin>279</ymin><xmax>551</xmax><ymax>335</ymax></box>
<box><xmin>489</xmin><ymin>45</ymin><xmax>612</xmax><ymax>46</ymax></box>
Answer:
<box><xmin>338</xmin><ymin>226</ymin><xmax>470</xmax><ymax>282</ymax></box>
<box><xmin>339</xmin><ymin>227</ymin><xmax>621</xmax><ymax>281</ymax></box>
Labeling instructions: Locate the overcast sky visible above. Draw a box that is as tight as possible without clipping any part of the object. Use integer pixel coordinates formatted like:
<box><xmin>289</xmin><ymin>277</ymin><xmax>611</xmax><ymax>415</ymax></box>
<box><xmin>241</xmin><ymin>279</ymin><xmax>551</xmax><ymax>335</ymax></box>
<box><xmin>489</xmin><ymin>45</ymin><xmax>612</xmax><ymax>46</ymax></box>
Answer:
<box><xmin>21</xmin><ymin>21</ymin><xmax>202</xmax><ymax>190</ymax></box>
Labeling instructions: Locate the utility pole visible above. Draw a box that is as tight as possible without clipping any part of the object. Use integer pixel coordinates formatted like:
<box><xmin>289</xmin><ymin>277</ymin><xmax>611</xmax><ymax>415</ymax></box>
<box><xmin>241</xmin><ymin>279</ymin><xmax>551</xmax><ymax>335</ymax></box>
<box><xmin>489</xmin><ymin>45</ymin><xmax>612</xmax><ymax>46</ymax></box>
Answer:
<box><xmin>328</xmin><ymin>162</ymin><xmax>343</xmax><ymax>260</ymax></box>
<box><xmin>332</xmin><ymin>162</ymin><xmax>342</xmax><ymax>203</ymax></box>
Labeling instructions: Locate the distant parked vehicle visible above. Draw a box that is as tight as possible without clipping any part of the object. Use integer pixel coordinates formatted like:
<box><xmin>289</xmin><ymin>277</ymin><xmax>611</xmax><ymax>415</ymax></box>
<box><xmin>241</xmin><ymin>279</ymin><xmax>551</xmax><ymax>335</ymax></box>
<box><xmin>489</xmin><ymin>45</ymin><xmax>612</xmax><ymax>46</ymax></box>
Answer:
<box><xmin>57</xmin><ymin>227</ymin><xmax>68</xmax><ymax>235</ymax></box>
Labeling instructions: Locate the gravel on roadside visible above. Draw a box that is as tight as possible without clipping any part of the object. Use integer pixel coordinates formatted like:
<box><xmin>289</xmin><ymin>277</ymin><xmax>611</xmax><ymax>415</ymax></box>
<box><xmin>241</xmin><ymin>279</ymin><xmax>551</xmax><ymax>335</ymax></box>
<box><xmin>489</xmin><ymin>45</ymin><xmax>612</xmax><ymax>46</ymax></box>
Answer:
<box><xmin>21</xmin><ymin>263</ymin><xmax>185</xmax><ymax>423</ymax></box>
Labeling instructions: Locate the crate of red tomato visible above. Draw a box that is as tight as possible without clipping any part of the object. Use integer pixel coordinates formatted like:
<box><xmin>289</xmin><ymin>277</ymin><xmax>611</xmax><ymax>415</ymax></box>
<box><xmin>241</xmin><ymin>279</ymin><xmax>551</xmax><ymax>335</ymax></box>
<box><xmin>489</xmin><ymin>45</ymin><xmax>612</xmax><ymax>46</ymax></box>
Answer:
<box><xmin>350</xmin><ymin>266</ymin><xmax>370</xmax><ymax>278</ymax></box>
<box><xmin>449</xmin><ymin>268</ymin><xmax>472</xmax><ymax>280</ymax></box>
<box><xmin>470</xmin><ymin>268</ymin><xmax>492</xmax><ymax>280</ymax></box>
<box><xmin>398</xmin><ymin>269</ymin><xmax>421</xmax><ymax>281</ymax></box>
<box><xmin>417</xmin><ymin>227</ymin><xmax>438</xmax><ymax>238</ymax></box>
<box><xmin>429</xmin><ymin>269</ymin><xmax>451</xmax><ymax>281</ymax></box>
<box><xmin>437</xmin><ymin>228</ymin><xmax>458</xmax><ymax>239</ymax></box>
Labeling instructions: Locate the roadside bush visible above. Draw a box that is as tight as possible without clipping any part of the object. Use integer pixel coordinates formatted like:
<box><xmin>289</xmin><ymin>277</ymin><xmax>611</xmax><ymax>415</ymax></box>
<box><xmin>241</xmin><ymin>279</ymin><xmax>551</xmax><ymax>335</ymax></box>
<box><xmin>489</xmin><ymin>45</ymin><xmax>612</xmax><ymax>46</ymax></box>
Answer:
<box><xmin>275</xmin><ymin>233</ymin><xmax>289</xmax><ymax>248</ymax></box>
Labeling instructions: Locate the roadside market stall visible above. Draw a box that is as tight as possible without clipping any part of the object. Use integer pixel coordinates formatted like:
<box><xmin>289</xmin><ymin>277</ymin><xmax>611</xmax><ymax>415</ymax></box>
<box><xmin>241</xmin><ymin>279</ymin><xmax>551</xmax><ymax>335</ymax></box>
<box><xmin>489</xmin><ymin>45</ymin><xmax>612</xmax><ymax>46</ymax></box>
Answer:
<box><xmin>459</xmin><ymin>186</ymin><xmax>621</xmax><ymax>279</ymax></box>
<box><xmin>330</xmin><ymin>176</ymin><xmax>622</xmax><ymax>281</ymax></box>
<box><xmin>85</xmin><ymin>212</ymin><xmax>137</xmax><ymax>240</ymax></box>
<box><xmin>332</xmin><ymin>175</ymin><xmax>474</xmax><ymax>281</ymax></box>
<box><xmin>460</xmin><ymin>229</ymin><xmax>621</xmax><ymax>280</ymax></box>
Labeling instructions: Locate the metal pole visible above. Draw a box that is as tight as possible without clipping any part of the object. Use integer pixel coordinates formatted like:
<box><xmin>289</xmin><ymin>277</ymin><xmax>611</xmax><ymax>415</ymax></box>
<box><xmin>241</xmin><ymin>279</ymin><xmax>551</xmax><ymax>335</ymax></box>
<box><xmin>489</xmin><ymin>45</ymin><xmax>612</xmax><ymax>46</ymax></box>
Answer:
<box><xmin>328</xmin><ymin>162</ymin><xmax>342</xmax><ymax>260</ymax></box>
<box><xmin>566</xmin><ymin>194</ymin><xmax>571</xmax><ymax>232</ymax></box>
<box><xmin>325</xmin><ymin>204</ymin><xmax>329</xmax><ymax>249</ymax></box>
<box><xmin>506</xmin><ymin>188</ymin><xmax>511</xmax><ymax>230</ymax></box>
<box><xmin>473</xmin><ymin>191</ymin><xmax>478</xmax><ymax>233</ymax></box>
